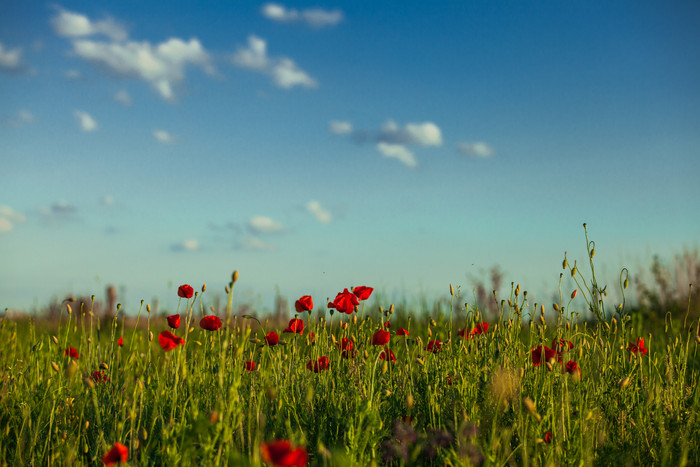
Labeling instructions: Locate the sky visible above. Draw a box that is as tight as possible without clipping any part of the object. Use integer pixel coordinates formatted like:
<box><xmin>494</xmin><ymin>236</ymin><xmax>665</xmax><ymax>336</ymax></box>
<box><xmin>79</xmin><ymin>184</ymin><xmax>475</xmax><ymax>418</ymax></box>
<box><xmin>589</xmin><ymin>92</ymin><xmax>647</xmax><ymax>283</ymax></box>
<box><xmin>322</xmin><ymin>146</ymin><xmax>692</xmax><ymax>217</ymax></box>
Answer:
<box><xmin>1</xmin><ymin>1</ymin><xmax>699</xmax><ymax>314</ymax></box>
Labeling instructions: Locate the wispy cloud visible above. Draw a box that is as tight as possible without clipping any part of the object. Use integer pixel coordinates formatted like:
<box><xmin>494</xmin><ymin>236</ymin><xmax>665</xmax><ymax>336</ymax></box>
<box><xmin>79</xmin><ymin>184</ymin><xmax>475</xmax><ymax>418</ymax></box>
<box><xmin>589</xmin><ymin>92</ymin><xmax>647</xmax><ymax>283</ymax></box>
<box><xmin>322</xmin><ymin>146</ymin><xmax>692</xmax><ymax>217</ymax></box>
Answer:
<box><xmin>231</xmin><ymin>35</ymin><xmax>317</xmax><ymax>89</ymax></box>
<box><xmin>248</xmin><ymin>215</ymin><xmax>285</xmax><ymax>234</ymax></box>
<box><xmin>2</xmin><ymin>109</ymin><xmax>35</xmax><ymax>128</ymax></box>
<box><xmin>236</xmin><ymin>236</ymin><xmax>274</xmax><ymax>251</ymax></box>
<box><xmin>114</xmin><ymin>90</ymin><xmax>132</xmax><ymax>106</ymax></box>
<box><xmin>51</xmin><ymin>8</ymin><xmax>128</xmax><ymax>41</ymax></box>
<box><xmin>171</xmin><ymin>238</ymin><xmax>199</xmax><ymax>252</ymax></box>
<box><xmin>153</xmin><ymin>129</ymin><xmax>175</xmax><ymax>144</ymax></box>
<box><xmin>376</xmin><ymin>142</ymin><xmax>417</xmax><ymax>168</ymax></box>
<box><xmin>306</xmin><ymin>200</ymin><xmax>332</xmax><ymax>224</ymax></box>
<box><xmin>331</xmin><ymin>119</ymin><xmax>442</xmax><ymax>168</ymax></box>
<box><xmin>74</xmin><ymin>110</ymin><xmax>98</xmax><ymax>132</ymax></box>
<box><xmin>262</xmin><ymin>3</ymin><xmax>344</xmax><ymax>28</ymax></box>
<box><xmin>0</xmin><ymin>42</ymin><xmax>26</xmax><ymax>73</ymax></box>
<box><xmin>457</xmin><ymin>142</ymin><xmax>495</xmax><ymax>158</ymax></box>
<box><xmin>52</xmin><ymin>8</ymin><xmax>216</xmax><ymax>101</ymax></box>
<box><xmin>0</xmin><ymin>206</ymin><xmax>26</xmax><ymax>233</ymax></box>
<box><xmin>38</xmin><ymin>201</ymin><xmax>79</xmax><ymax>225</ymax></box>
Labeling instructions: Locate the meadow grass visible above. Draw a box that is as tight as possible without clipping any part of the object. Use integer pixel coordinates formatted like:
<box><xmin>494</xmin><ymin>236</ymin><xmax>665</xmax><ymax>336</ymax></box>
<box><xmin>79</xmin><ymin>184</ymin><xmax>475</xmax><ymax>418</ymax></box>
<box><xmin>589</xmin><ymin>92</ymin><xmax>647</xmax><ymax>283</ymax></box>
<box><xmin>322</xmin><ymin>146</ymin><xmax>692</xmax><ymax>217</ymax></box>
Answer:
<box><xmin>1</xmin><ymin>226</ymin><xmax>699</xmax><ymax>466</ymax></box>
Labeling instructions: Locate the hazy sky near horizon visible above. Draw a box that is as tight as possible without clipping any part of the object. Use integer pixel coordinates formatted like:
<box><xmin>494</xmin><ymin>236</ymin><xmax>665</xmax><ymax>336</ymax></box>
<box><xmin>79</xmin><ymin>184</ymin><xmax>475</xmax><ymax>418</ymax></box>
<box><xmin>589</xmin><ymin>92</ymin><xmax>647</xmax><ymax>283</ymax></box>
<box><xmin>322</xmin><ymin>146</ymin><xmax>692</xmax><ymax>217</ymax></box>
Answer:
<box><xmin>2</xmin><ymin>1</ymin><xmax>699</xmax><ymax>313</ymax></box>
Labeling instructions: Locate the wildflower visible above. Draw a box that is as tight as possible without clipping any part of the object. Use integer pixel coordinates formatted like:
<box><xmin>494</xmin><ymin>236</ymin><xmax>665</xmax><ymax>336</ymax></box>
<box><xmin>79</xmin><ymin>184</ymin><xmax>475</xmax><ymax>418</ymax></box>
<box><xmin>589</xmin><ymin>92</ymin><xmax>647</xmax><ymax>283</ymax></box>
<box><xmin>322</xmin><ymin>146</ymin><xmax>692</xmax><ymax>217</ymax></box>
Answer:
<box><xmin>158</xmin><ymin>331</ymin><xmax>185</xmax><ymax>351</ymax></box>
<box><xmin>327</xmin><ymin>288</ymin><xmax>359</xmax><ymax>314</ymax></box>
<box><xmin>177</xmin><ymin>284</ymin><xmax>194</xmax><ymax>299</ymax></box>
<box><xmin>379</xmin><ymin>348</ymin><xmax>397</xmax><ymax>363</ymax></box>
<box><xmin>306</xmin><ymin>356</ymin><xmax>330</xmax><ymax>373</ymax></box>
<box><xmin>64</xmin><ymin>347</ymin><xmax>79</xmax><ymax>359</ymax></box>
<box><xmin>353</xmin><ymin>286</ymin><xmax>374</xmax><ymax>301</ymax></box>
<box><xmin>531</xmin><ymin>345</ymin><xmax>557</xmax><ymax>366</ymax></box>
<box><xmin>260</xmin><ymin>440</ymin><xmax>308</xmax><ymax>467</ymax></box>
<box><xmin>384</xmin><ymin>321</ymin><xmax>391</xmax><ymax>328</ymax></box>
<box><xmin>396</xmin><ymin>328</ymin><xmax>409</xmax><ymax>336</ymax></box>
<box><xmin>200</xmin><ymin>315</ymin><xmax>222</xmax><ymax>331</ymax></box>
<box><xmin>102</xmin><ymin>442</ymin><xmax>128</xmax><ymax>466</ymax></box>
<box><xmin>565</xmin><ymin>360</ymin><xmax>581</xmax><ymax>378</ymax></box>
<box><xmin>117</xmin><ymin>337</ymin><xmax>123</xmax><ymax>347</ymax></box>
<box><xmin>627</xmin><ymin>337</ymin><xmax>648</xmax><ymax>356</ymax></box>
<box><xmin>294</xmin><ymin>295</ymin><xmax>313</xmax><ymax>313</ymax></box>
<box><xmin>571</xmin><ymin>289</ymin><xmax>578</xmax><ymax>299</ymax></box>
<box><xmin>167</xmin><ymin>314</ymin><xmax>181</xmax><ymax>329</ymax></box>
<box><xmin>283</xmin><ymin>318</ymin><xmax>304</xmax><ymax>335</ymax></box>
<box><xmin>338</xmin><ymin>338</ymin><xmax>355</xmax><ymax>358</ymax></box>
<box><xmin>544</xmin><ymin>431</ymin><xmax>552</xmax><ymax>444</ymax></box>
<box><xmin>426</xmin><ymin>340</ymin><xmax>442</xmax><ymax>353</ymax></box>
<box><xmin>91</xmin><ymin>370</ymin><xmax>110</xmax><ymax>383</ymax></box>
<box><xmin>372</xmin><ymin>329</ymin><xmax>391</xmax><ymax>346</ymax></box>
<box><xmin>266</xmin><ymin>331</ymin><xmax>280</xmax><ymax>346</ymax></box>
<box><xmin>244</xmin><ymin>360</ymin><xmax>256</xmax><ymax>371</ymax></box>
<box><xmin>307</xmin><ymin>332</ymin><xmax>315</xmax><ymax>344</ymax></box>
<box><xmin>459</xmin><ymin>322</ymin><xmax>489</xmax><ymax>338</ymax></box>
<box><xmin>551</xmin><ymin>338</ymin><xmax>573</xmax><ymax>353</ymax></box>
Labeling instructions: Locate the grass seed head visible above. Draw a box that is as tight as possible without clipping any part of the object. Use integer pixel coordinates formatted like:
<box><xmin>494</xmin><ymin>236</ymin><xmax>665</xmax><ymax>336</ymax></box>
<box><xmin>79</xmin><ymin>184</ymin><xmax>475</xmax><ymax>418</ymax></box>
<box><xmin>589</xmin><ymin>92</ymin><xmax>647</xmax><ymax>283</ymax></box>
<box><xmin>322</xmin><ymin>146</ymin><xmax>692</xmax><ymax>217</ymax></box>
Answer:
<box><xmin>406</xmin><ymin>394</ymin><xmax>414</xmax><ymax>408</ymax></box>
<box><xmin>523</xmin><ymin>396</ymin><xmax>536</xmax><ymax>414</ymax></box>
<box><xmin>618</xmin><ymin>376</ymin><xmax>631</xmax><ymax>389</ymax></box>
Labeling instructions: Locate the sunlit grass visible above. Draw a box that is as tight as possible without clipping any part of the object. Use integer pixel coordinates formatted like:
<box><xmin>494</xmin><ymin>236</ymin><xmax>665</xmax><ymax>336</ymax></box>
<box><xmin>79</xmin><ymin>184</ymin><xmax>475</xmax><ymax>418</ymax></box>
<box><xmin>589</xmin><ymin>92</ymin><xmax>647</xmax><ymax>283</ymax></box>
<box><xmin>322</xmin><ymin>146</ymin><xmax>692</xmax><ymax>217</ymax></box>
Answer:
<box><xmin>1</xmin><ymin>226</ymin><xmax>699</xmax><ymax>466</ymax></box>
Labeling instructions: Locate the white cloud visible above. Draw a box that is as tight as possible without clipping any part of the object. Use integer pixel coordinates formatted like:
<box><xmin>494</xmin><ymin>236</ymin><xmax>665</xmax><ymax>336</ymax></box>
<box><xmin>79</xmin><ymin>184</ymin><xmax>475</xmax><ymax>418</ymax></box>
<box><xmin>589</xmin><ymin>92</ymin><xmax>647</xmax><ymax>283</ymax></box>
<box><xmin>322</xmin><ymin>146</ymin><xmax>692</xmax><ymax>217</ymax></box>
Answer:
<box><xmin>457</xmin><ymin>142</ymin><xmax>495</xmax><ymax>158</ymax></box>
<box><xmin>329</xmin><ymin>120</ymin><xmax>353</xmax><ymax>135</ymax></box>
<box><xmin>249</xmin><ymin>215</ymin><xmax>284</xmax><ymax>234</ymax></box>
<box><xmin>231</xmin><ymin>35</ymin><xmax>317</xmax><ymax>89</ymax></box>
<box><xmin>376</xmin><ymin>142</ymin><xmax>417</xmax><ymax>168</ymax></box>
<box><xmin>306</xmin><ymin>200</ymin><xmax>332</xmax><ymax>224</ymax></box>
<box><xmin>238</xmin><ymin>236</ymin><xmax>274</xmax><ymax>251</ymax></box>
<box><xmin>380</xmin><ymin>120</ymin><xmax>442</xmax><ymax>146</ymax></box>
<box><xmin>171</xmin><ymin>238</ymin><xmax>199</xmax><ymax>252</ymax></box>
<box><xmin>153</xmin><ymin>129</ymin><xmax>175</xmax><ymax>144</ymax></box>
<box><xmin>71</xmin><ymin>37</ymin><xmax>215</xmax><ymax>101</ymax></box>
<box><xmin>114</xmin><ymin>90</ymin><xmax>132</xmax><ymax>106</ymax></box>
<box><xmin>0</xmin><ymin>205</ymin><xmax>26</xmax><ymax>233</ymax></box>
<box><xmin>51</xmin><ymin>8</ymin><xmax>127</xmax><ymax>41</ymax></box>
<box><xmin>0</xmin><ymin>42</ymin><xmax>24</xmax><ymax>71</ymax></box>
<box><xmin>74</xmin><ymin>110</ymin><xmax>98</xmax><ymax>132</ymax></box>
<box><xmin>262</xmin><ymin>3</ymin><xmax>344</xmax><ymax>28</ymax></box>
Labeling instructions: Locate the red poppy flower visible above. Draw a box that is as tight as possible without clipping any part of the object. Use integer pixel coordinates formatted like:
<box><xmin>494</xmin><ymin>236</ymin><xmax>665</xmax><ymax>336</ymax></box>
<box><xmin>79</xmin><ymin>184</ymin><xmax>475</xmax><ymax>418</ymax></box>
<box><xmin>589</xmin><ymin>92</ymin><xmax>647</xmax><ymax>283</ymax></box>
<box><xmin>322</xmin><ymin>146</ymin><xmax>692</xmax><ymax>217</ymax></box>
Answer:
<box><xmin>552</xmin><ymin>338</ymin><xmax>573</xmax><ymax>353</ymax></box>
<box><xmin>458</xmin><ymin>322</ymin><xmax>489</xmax><ymax>339</ymax></box>
<box><xmin>565</xmin><ymin>360</ymin><xmax>581</xmax><ymax>378</ymax></box>
<box><xmin>117</xmin><ymin>337</ymin><xmax>123</xmax><ymax>347</ymax></box>
<box><xmin>177</xmin><ymin>284</ymin><xmax>194</xmax><ymax>299</ymax></box>
<box><xmin>294</xmin><ymin>295</ymin><xmax>313</xmax><ymax>313</ymax></box>
<box><xmin>396</xmin><ymin>328</ymin><xmax>409</xmax><ymax>336</ymax></box>
<box><xmin>244</xmin><ymin>360</ymin><xmax>256</xmax><ymax>371</ymax></box>
<box><xmin>531</xmin><ymin>345</ymin><xmax>557</xmax><ymax>366</ymax></box>
<box><xmin>308</xmin><ymin>332</ymin><xmax>316</xmax><ymax>344</ymax></box>
<box><xmin>167</xmin><ymin>314</ymin><xmax>181</xmax><ymax>329</ymax></box>
<box><xmin>627</xmin><ymin>337</ymin><xmax>648</xmax><ymax>356</ymax></box>
<box><xmin>352</xmin><ymin>286</ymin><xmax>374</xmax><ymax>301</ymax></box>
<box><xmin>371</xmin><ymin>329</ymin><xmax>391</xmax><ymax>346</ymax></box>
<box><xmin>426</xmin><ymin>340</ymin><xmax>442</xmax><ymax>353</ymax></box>
<box><xmin>91</xmin><ymin>370</ymin><xmax>110</xmax><ymax>383</ymax></box>
<box><xmin>379</xmin><ymin>348</ymin><xmax>396</xmax><ymax>363</ymax></box>
<box><xmin>544</xmin><ymin>431</ymin><xmax>552</xmax><ymax>444</ymax></box>
<box><xmin>306</xmin><ymin>356</ymin><xmax>330</xmax><ymax>373</ymax></box>
<box><xmin>327</xmin><ymin>288</ymin><xmax>359</xmax><ymax>314</ymax></box>
<box><xmin>200</xmin><ymin>315</ymin><xmax>222</xmax><ymax>331</ymax></box>
<box><xmin>102</xmin><ymin>442</ymin><xmax>128</xmax><ymax>466</ymax></box>
<box><xmin>64</xmin><ymin>346</ymin><xmax>79</xmax><ymax>359</ymax></box>
<box><xmin>383</xmin><ymin>321</ymin><xmax>391</xmax><ymax>328</ymax></box>
<box><xmin>158</xmin><ymin>330</ymin><xmax>185</xmax><ymax>351</ymax></box>
<box><xmin>260</xmin><ymin>440</ymin><xmax>308</xmax><ymax>467</ymax></box>
<box><xmin>266</xmin><ymin>331</ymin><xmax>280</xmax><ymax>346</ymax></box>
<box><xmin>337</xmin><ymin>338</ymin><xmax>355</xmax><ymax>358</ymax></box>
<box><xmin>283</xmin><ymin>318</ymin><xmax>304</xmax><ymax>335</ymax></box>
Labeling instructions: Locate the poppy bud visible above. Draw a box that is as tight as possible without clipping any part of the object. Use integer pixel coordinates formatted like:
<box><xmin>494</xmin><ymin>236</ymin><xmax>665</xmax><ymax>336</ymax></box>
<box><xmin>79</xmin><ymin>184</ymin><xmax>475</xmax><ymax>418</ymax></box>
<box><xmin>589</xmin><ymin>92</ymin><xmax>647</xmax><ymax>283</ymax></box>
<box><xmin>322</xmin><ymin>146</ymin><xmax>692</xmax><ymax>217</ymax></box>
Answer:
<box><xmin>449</xmin><ymin>284</ymin><xmax>454</xmax><ymax>296</ymax></box>
<box><xmin>571</xmin><ymin>290</ymin><xmax>577</xmax><ymax>299</ymax></box>
<box><xmin>553</xmin><ymin>303</ymin><xmax>560</xmax><ymax>312</ymax></box>
<box><xmin>389</xmin><ymin>304</ymin><xmax>395</xmax><ymax>315</ymax></box>
<box><xmin>232</xmin><ymin>270</ymin><xmax>239</xmax><ymax>283</ymax></box>
<box><xmin>352</xmin><ymin>315</ymin><xmax>357</xmax><ymax>325</ymax></box>
<box><xmin>416</xmin><ymin>358</ymin><xmax>424</xmax><ymax>366</ymax></box>
<box><xmin>563</xmin><ymin>256</ymin><xmax>568</xmax><ymax>269</ymax></box>
<box><xmin>604</xmin><ymin>321</ymin><xmax>610</xmax><ymax>330</ymax></box>
<box><xmin>225</xmin><ymin>285</ymin><xmax>230</xmax><ymax>294</ymax></box>
<box><xmin>84</xmin><ymin>421</ymin><xmax>90</xmax><ymax>430</ymax></box>
<box><xmin>545</xmin><ymin>362</ymin><xmax>553</xmax><ymax>372</ymax></box>
<box><xmin>429</xmin><ymin>318</ymin><xmax>437</xmax><ymax>327</ymax></box>
<box><xmin>540</xmin><ymin>304</ymin><xmax>545</xmax><ymax>315</ymax></box>
<box><xmin>331</xmin><ymin>335</ymin><xmax>337</xmax><ymax>345</ymax></box>
<box><xmin>515</xmin><ymin>284</ymin><xmax>520</xmax><ymax>296</ymax></box>
<box><xmin>507</xmin><ymin>299</ymin><xmax>513</xmax><ymax>308</ymax></box>
<box><xmin>363</xmin><ymin>351</ymin><xmax>369</xmax><ymax>360</ymax></box>
<box><xmin>66</xmin><ymin>304</ymin><xmax>72</xmax><ymax>315</ymax></box>
<box><xmin>571</xmin><ymin>266</ymin><xmax>577</xmax><ymax>277</ymax></box>
<box><xmin>52</xmin><ymin>335</ymin><xmax>59</xmax><ymax>345</ymax></box>
<box><xmin>590</xmin><ymin>248</ymin><xmax>596</xmax><ymax>258</ymax></box>
<box><xmin>428</xmin><ymin>328</ymin><xmax>432</xmax><ymax>337</ymax></box>
<box><xmin>202</xmin><ymin>284</ymin><xmax>207</xmax><ymax>292</ymax></box>
<box><xmin>623</xmin><ymin>279</ymin><xmax>629</xmax><ymax>289</ymax></box>
<box><xmin>148</xmin><ymin>331</ymin><xmax>153</xmax><ymax>342</ymax></box>
<box><xmin>147</xmin><ymin>304</ymin><xmax>151</xmax><ymax>313</ymax></box>
<box><xmin>539</xmin><ymin>315</ymin><xmax>545</xmax><ymax>326</ymax></box>
<box><xmin>51</xmin><ymin>361</ymin><xmax>60</xmax><ymax>372</ymax></box>
<box><xmin>100</xmin><ymin>362</ymin><xmax>108</xmax><ymax>370</ymax></box>
<box><xmin>382</xmin><ymin>361</ymin><xmax>388</xmax><ymax>374</ymax></box>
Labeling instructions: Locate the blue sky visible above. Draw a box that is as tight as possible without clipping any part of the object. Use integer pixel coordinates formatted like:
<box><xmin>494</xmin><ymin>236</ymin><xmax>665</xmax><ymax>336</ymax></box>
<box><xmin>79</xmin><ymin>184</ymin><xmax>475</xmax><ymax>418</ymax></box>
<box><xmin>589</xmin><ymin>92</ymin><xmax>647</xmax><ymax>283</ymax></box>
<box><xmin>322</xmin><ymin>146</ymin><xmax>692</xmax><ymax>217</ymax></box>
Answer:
<box><xmin>2</xmin><ymin>1</ymin><xmax>699</xmax><ymax>313</ymax></box>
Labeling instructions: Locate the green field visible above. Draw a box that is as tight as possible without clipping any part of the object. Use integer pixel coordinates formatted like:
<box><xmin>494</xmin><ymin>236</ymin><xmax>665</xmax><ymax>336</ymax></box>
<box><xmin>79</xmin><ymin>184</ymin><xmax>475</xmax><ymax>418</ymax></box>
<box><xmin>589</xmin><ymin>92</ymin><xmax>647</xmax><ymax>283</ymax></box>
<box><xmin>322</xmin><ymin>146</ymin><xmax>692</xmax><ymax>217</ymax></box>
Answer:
<box><xmin>1</xmin><ymin>229</ymin><xmax>699</xmax><ymax>466</ymax></box>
